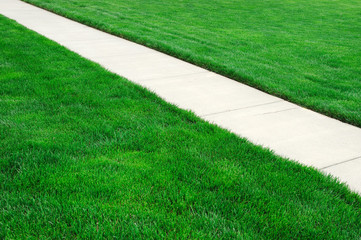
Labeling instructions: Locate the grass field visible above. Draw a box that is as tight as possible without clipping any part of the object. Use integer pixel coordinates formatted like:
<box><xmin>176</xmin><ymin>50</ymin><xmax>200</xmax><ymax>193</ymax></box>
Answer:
<box><xmin>22</xmin><ymin>0</ymin><xmax>361</xmax><ymax>127</ymax></box>
<box><xmin>1</xmin><ymin>15</ymin><xmax>361</xmax><ymax>239</ymax></box>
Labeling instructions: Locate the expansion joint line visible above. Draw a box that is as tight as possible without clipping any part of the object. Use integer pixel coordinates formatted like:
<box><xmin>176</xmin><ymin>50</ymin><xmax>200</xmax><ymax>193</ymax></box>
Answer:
<box><xmin>321</xmin><ymin>156</ymin><xmax>361</xmax><ymax>170</ymax></box>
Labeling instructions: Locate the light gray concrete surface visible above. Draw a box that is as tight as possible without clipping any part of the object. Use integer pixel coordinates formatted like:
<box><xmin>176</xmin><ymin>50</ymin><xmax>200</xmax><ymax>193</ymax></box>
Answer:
<box><xmin>322</xmin><ymin>157</ymin><xmax>361</xmax><ymax>191</ymax></box>
<box><xmin>1</xmin><ymin>0</ymin><xmax>361</xmax><ymax>193</ymax></box>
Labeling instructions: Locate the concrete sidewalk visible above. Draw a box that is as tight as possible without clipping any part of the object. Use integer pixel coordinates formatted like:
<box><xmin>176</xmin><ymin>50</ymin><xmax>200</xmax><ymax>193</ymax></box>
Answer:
<box><xmin>1</xmin><ymin>0</ymin><xmax>361</xmax><ymax>192</ymax></box>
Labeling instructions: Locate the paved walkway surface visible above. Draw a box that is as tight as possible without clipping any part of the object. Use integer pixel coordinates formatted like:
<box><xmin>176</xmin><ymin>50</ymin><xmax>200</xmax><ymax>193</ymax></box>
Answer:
<box><xmin>1</xmin><ymin>0</ymin><xmax>361</xmax><ymax>192</ymax></box>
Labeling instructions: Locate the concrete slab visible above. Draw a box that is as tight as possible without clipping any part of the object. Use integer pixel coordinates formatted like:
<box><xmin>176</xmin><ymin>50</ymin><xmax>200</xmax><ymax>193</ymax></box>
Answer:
<box><xmin>204</xmin><ymin>106</ymin><xmax>361</xmax><ymax>168</ymax></box>
<box><xmin>322</xmin><ymin>157</ymin><xmax>361</xmax><ymax>193</ymax></box>
<box><xmin>0</xmin><ymin>0</ymin><xmax>36</xmax><ymax>11</ymax></box>
<box><xmin>60</xmin><ymin>39</ymin><xmax>154</xmax><ymax>59</ymax></box>
<box><xmin>94</xmin><ymin>52</ymin><xmax>207</xmax><ymax>82</ymax></box>
<box><xmin>139</xmin><ymin>72</ymin><xmax>282</xmax><ymax>116</ymax></box>
<box><xmin>1</xmin><ymin>0</ymin><xmax>361</xmax><ymax>193</ymax></box>
<box><xmin>1</xmin><ymin>10</ymin><xmax>109</xmax><ymax>42</ymax></box>
<box><xmin>31</xmin><ymin>27</ymin><xmax>112</xmax><ymax>42</ymax></box>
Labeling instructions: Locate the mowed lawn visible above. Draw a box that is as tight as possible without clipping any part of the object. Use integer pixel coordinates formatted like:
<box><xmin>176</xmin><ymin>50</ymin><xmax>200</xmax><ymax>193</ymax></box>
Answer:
<box><xmin>22</xmin><ymin>0</ymin><xmax>361</xmax><ymax>127</ymax></box>
<box><xmin>1</xmin><ymin>15</ymin><xmax>361</xmax><ymax>239</ymax></box>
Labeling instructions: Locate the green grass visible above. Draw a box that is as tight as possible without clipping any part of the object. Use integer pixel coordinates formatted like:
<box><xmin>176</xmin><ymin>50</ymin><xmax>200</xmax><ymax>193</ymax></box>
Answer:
<box><xmin>1</xmin><ymin>15</ymin><xmax>361</xmax><ymax>239</ymax></box>
<box><xmin>22</xmin><ymin>0</ymin><xmax>361</xmax><ymax>127</ymax></box>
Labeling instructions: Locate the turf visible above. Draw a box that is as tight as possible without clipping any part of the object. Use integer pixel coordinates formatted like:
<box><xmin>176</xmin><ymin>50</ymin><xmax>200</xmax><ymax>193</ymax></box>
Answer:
<box><xmin>1</xmin><ymin>15</ymin><xmax>361</xmax><ymax>239</ymax></box>
<box><xmin>21</xmin><ymin>0</ymin><xmax>361</xmax><ymax>127</ymax></box>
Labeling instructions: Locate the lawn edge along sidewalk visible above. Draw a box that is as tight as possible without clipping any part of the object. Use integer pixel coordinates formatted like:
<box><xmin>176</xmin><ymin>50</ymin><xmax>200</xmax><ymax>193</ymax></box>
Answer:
<box><xmin>1</xmin><ymin>0</ymin><xmax>361</xmax><ymax>192</ymax></box>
